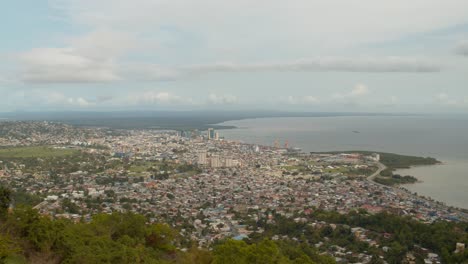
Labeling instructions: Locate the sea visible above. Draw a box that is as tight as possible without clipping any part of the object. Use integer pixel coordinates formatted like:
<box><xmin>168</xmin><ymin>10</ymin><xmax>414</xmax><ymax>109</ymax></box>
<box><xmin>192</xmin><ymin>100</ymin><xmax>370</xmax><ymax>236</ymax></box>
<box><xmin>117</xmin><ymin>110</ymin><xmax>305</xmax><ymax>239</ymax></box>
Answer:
<box><xmin>217</xmin><ymin>116</ymin><xmax>468</xmax><ymax>209</ymax></box>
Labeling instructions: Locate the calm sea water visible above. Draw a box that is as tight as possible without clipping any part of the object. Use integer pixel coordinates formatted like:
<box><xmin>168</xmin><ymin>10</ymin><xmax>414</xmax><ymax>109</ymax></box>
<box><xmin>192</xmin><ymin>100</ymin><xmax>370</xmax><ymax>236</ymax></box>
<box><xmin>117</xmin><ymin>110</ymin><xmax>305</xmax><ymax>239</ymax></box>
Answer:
<box><xmin>218</xmin><ymin>116</ymin><xmax>468</xmax><ymax>209</ymax></box>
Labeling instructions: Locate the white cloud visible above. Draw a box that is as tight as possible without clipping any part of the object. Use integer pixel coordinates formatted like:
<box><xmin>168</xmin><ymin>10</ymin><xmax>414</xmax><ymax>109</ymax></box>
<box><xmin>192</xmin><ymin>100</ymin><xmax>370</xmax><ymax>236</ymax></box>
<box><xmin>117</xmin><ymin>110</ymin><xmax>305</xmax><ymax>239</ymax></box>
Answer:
<box><xmin>19</xmin><ymin>47</ymin><xmax>121</xmax><ymax>83</ymax></box>
<box><xmin>128</xmin><ymin>91</ymin><xmax>191</xmax><ymax>105</ymax></box>
<box><xmin>17</xmin><ymin>0</ymin><xmax>447</xmax><ymax>85</ymax></box>
<box><xmin>390</xmin><ymin>96</ymin><xmax>398</xmax><ymax>104</ymax></box>
<box><xmin>126</xmin><ymin>64</ymin><xmax>181</xmax><ymax>81</ymax></box>
<box><xmin>350</xmin><ymin>84</ymin><xmax>369</xmax><ymax>96</ymax></box>
<box><xmin>304</xmin><ymin>96</ymin><xmax>320</xmax><ymax>104</ymax></box>
<box><xmin>333</xmin><ymin>84</ymin><xmax>370</xmax><ymax>100</ymax></box>
<box><xmin>51</xmin><ymin>0</ymin><xmax>468</xmax><ymax>54</ymax></box>
<box><xmin>17</xmin><ymin>29</ymin><xmax>135</xmax><ymax>83</ymax></box>
<box><xmin>286</xmin><ymin>95</ymin><xmax>320</xmax><ymax>105</ymax></box>
<box><xmin>434</xmin><ymin>93</ymin><xmax>460</xmax><ymax>106</ymax></box>
<box><xmin>14</xmin><ymin>54</ymin><xmax>441</xmax><ymax>84</ymax></box>
<box><xmin>126</xmin><ymin>57</ymin><xmax>440</xmax><ymax>82</ymax></box>
<box><xmin>207</xmin><ymin>93</ymin><xmax>238</xmax><ymax>105</ymax></box>
<box><xmin>455</xmin><ymin>40</ymin><xmax>468</xmax><ymax>56</ymax></box>
<box><xmin>185</xmin><ymin>57</ymin><xmax>440</xmax><ymax>74</ymax></box>
<box><xmin>45</xmin><ymin>92</ymin><xmax>93</xmax><ymax>107</ymax></box>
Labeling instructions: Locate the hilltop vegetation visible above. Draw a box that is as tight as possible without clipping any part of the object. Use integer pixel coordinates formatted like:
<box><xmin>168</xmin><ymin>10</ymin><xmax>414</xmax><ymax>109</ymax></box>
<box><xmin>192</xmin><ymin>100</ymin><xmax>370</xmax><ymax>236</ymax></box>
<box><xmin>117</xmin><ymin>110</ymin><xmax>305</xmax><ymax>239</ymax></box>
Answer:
<box><xmin>0</xmin><ymin>187</ymin><xmax>335</xmax><ymax>264</ymax></box>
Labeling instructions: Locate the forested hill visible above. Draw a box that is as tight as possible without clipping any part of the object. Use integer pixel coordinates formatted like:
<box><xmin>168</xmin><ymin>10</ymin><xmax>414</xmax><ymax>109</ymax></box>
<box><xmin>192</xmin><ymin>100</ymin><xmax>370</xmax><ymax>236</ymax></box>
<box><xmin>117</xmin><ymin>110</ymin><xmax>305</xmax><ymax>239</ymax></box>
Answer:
<box><xmin>0</xmin><ymin>187</ymin><xmax>333</xmax><ymax>264</ymax></box>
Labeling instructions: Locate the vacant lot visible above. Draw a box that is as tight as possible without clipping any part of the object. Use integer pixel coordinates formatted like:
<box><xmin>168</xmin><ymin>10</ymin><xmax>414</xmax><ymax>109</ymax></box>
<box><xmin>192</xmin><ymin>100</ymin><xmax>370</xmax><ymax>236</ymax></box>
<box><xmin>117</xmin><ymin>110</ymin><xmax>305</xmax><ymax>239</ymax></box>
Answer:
<box><xmin>0</xmin><ymin>146</ymin><xmax>78</xmax><ymax>158</ymax></box>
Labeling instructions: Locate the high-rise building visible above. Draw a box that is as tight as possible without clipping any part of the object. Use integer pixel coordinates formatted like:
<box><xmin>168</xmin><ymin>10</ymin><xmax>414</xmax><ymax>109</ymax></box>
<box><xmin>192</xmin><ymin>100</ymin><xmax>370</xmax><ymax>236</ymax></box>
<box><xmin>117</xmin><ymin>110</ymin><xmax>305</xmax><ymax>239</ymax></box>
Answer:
<box><xmin>207</xmin><ymin>128</ymin><xmax>216</xmax><ymax>140</ymax></box>
<box><xmin>207</xmin><ymin>128</ymin><xmax>214</xmax><ymax>139</ymax></box>
<box><xmin>214</xmin><ymin>132</ymin><xmax>219</xmax><ymax>140</ymax></box>
<box><xmin>197</xmin><ymin>152</ymin><xmax>207</xmax><ymax>165</ymax></box>
<box><xmin>210</xmin><ymin>155</ymin><xmax>221</xmax><ymax>168</ymax></box>
<box><xmin>180</xmin><ymin>130</ymin><xmax>192</xmax><ymax>138</ymax></box>
<box><xmin>224</xmin><ymin>158</ymin><xmax>234</xmax><ymax>167</ymax></box>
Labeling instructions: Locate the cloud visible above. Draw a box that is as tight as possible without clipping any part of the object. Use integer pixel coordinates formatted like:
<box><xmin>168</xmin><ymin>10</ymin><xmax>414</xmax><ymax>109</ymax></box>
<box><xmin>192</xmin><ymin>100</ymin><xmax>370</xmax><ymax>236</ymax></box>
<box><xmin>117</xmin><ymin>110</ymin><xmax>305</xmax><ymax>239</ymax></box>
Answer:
<box><xmin>17</xmin><ymin>29</ymin><xmax>135</xmax><ymax>83</ymax></box>
<box><xmin>434</xmin><ymin>93</ymin><xmax>458</xmax><ymax>105</ymax></box>
<box><xmin>207</xmin><ymin>93</ymin><xmax>238</xmax><ymax>105</ymax></box>
<box><xmin>34</xmin><ymin>0</ymin><xmax>448</xmax><ymax>85</ymax></box>
<box><xmin>286</xmin><ymin>95</ymin><xmax>320</xmax><ymax>105</ymax></box>
<box><xmin>96</xmin><ymin>95</ymin><xmax>114</xmax><ymax>103</ymax></box>
<box><xmin>45</xmin><ymin>92</ymin><xmax>93</xmax><ymax>107</ymax></box>
<box><xmin>66</xmin><ymin>29</ymin><xmax>135</xmax><ymax>60</ymax></box>
<box><xmin>455</xmin><ymin>40</ymin><xmax>468</xmax><ymax>56</ymax></box>
<box><xmin>127</xmin><ymin>57</ymin><xmax>440</xmax><ymax>82</ymax></box>
<box><xmin>185</xmin><ymin>57</ymin><xmax>440</xmax><ymax>74</ymax></box>
<box><xmin>19</xmin><ymin>48</ymin><xmax>121</xmax><ymax>83</ymax></box>
<box><xmin>380</xmin><ymin>96</ymin><xmax>399</xmax><ymax>108</ymax></box>
<box><xmin>52</xmin><ymin>0</ymin><xmax>468</xmax><ymax>53</ymax></box>
<box><xmin>350</xmin><ymin>84</ymin><xmax>369</xmax><ymax>96</ymax></box>
<box><xmin>125</xmin><ymin>64</ymin><xmax>181</xmax><ymax>81</ymax></box>
<box><xmin>333</xmin><ymin>84</ymin><xmax>370</xmax><ymax>100</ymax></box>
<box><xmin>13</xmin><ymin>54</ymin><xmax>440</xmax><ymax>84</ymax></box>
<box><xmin>128</xmin><ymin>91</ymin><xmax>192</xmax><ymax>105</ymax></box>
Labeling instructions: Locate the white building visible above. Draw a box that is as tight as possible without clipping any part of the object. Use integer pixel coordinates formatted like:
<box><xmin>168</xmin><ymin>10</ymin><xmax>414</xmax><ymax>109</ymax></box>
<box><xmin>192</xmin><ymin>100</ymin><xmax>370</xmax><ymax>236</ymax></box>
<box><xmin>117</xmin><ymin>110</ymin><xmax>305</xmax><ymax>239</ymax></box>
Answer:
<box><xmin>210</xmin><ymin>155</ymin><xmax>221</xmax><ymax>168</ymax></box>
<box><xmin>198</xmin><ymin>152</ymin><xmax>207</xmax><ymax>165</ymax></box>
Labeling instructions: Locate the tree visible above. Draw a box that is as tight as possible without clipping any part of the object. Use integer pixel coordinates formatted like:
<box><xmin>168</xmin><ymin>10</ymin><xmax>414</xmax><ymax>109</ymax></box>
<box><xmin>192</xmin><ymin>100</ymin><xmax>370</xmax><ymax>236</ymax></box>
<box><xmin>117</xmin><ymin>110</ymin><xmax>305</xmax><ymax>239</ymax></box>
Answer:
<box><xmin>0</xmin><ymin>186</ymin><xmax>11</xmax><ymax>218</ymax></box>
<box><xmin>145</xmin><ymin>223</ymin><xmax>177</xmax><ymax>252</ymax></box>
<box><xmin>0</xmin><ymin>234</ymin><xmax>20</xmax><ymax>261</ymax></box>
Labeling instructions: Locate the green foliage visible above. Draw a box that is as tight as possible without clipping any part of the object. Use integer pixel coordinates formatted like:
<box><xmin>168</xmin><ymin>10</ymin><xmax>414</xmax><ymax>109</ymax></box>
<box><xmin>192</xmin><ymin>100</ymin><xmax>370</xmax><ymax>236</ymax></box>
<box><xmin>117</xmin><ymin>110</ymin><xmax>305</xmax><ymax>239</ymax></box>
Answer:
<box><xmin>316</xmin><ymin>151</ymin><xmax>439</xmax><ymax>169</ymax></box>
<box><xmin>0</xmin><ymin>146</ymin><xmax>78</xmax><ymax>159</ymax></box>
<box><xmin>0</xmin><ymin>208</ymin><xmax>183</xmax><ymax>263</ymax></box>
<box><xmin>0</xmin><ymin>186</ymin><xmax>11</xmax><ymax>219</ymax></box>
<box><xmin>11</xmin><ymin>190</ymin><xmax>42</xmax><ymax>207</ymax></box>
<box><xmin>374</xmin><ymin>174</ymin><xmax>417</xmax><ymax>186</ymax></box>
<box><xmin>212</xmin><ymin>239</ymin><xmax>336</xmax><ymax>264</ymax></box>
<box><xmin>377</xmin><ymin>152</ymin><xmax>439</xmax><ymax>169</ymax></box>
<box><xmin>213</xmin><ymin>239</ymin><xmax>287</xmax><ymax>264</ymax></box>
<box><xmin>311</xmin><ymin>210</ymin><xmax>468</xmax><ymax>263</ymax></box>
<box><xmin>0</xmin><ymin>234</ymin><xmax>21</xmax><ymax>261</ymax></box>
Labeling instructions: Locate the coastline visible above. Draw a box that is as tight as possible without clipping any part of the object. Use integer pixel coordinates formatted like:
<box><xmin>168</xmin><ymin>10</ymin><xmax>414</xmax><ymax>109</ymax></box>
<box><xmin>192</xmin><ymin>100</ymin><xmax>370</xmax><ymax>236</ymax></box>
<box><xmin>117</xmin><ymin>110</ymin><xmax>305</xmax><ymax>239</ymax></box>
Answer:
<box><xmin>223</xmin><ymin>127</ymin><xmax>463</xmax><ymax>211</ymax></box>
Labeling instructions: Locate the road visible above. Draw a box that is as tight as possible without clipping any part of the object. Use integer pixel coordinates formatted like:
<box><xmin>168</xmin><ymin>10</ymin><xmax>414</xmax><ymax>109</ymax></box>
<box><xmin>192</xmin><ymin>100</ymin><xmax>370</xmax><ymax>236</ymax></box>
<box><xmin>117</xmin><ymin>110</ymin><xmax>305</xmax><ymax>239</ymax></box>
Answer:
<box><xmin>366</xmin><ymin>162</ymin><xmax>387</xmax><ymax>187</ymax></box>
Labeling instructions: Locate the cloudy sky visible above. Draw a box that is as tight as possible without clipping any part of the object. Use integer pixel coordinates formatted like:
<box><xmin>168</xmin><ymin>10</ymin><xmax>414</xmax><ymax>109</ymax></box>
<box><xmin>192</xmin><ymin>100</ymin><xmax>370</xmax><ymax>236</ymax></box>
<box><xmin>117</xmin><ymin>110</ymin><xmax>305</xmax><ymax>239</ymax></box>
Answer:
<box><xmin>1</xmin><ymin>0</ymin><xmax>468</xmax><ymax>112</ymax></box>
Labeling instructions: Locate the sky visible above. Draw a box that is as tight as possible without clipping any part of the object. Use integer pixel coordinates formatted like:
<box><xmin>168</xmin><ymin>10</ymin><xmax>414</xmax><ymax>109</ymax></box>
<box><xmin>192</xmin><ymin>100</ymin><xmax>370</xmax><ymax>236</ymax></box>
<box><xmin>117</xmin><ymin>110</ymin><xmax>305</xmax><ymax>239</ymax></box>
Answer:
<box><xmin>1</xmin><ymin>0</ymin><xmax>468</xmax><ymax>113</ymax></box>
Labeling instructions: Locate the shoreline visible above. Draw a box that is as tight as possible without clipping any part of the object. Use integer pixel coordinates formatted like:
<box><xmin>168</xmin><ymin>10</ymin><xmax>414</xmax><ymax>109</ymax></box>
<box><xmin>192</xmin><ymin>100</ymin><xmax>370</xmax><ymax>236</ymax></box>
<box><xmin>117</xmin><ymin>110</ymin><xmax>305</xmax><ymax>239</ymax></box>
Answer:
<box><xmin>226</xmin><ymin>131</ymin><xmax>465</xmax><ymax>211</ymax></box>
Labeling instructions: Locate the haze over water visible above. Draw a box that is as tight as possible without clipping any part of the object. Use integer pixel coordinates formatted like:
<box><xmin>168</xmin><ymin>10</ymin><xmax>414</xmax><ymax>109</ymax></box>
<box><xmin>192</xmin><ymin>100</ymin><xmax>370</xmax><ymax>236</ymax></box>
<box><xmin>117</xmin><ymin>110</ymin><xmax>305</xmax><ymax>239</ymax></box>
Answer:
<box><xmin>218</xmin><ymin>116</ymin><xmax>468</xmax><ymax>209</ymax></box>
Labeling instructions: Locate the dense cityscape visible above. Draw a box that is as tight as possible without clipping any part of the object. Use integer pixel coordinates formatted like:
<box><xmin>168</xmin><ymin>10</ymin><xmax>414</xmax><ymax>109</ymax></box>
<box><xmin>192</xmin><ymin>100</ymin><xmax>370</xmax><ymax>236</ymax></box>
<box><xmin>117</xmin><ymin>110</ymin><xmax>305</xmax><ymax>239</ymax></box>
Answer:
<box><xmin>0</xmin><ymin>121</ymin><xmax>466</xmax><ymax>263</ymax></box>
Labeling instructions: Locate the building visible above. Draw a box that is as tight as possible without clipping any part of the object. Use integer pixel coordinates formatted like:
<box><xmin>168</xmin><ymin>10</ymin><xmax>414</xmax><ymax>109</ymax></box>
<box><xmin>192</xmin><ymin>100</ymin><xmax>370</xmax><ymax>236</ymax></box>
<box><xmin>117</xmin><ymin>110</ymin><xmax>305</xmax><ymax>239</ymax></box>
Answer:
<box><xmin>207</xmin><ymin>128</ymin><xmax>215</xmax><ymax>140</ymax></box>
<box><xmin>224</xmin><ymin>158</ymin><xmax>234</xmax><ymax>167</ymax></box>
<box><xmin>210</xmin><ymin>155</ymin><xmax>221</xmax><ymax>168</ymax></box>
<box><xmin>198</xmin><ymin>152</ymin><xmax>207</xmax><ymax>165</ymax></box>
<box><xmin>180</xmin><ymin>130</ymin><xmax>192</xmax><ymax>138</ymax></box>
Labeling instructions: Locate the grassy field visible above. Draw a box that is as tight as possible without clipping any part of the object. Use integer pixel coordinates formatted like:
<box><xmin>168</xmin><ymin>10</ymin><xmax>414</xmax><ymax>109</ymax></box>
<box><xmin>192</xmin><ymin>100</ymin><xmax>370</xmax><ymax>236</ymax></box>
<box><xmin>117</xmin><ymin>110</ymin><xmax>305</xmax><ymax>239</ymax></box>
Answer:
<box><xmin>0</xmin><ymin>146</ymin><xmax>78</xmax><ymax>158</ymax></box>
